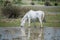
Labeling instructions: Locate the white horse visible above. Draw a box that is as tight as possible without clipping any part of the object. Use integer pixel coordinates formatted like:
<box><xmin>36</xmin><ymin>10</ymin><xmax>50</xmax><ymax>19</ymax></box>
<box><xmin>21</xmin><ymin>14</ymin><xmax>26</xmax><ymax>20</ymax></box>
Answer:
<box><xmin>20</xmin><ymin>10</ymin><xmax>45</xmax><ymax>27</ymax></box>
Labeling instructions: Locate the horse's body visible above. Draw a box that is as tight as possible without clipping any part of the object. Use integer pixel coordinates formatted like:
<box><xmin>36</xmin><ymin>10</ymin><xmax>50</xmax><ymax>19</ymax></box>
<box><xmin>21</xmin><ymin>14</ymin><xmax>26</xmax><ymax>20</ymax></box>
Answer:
<box><xmin>20</xmin><ymin>10</ymin><xmax>45</xmax><ymax>27</ymax></box>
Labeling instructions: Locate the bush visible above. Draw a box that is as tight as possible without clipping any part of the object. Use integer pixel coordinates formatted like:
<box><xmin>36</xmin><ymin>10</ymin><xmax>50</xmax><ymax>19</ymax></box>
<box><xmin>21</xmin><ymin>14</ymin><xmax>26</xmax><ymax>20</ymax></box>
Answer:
<box><xmin>31</xmin><ymin>2</ymin><xmax>35</xmax><ymax>5</ymax></box>
<box><xmin>44</xmin><ymin>1</ymin><xmax>52</xmax><ymax>6</ymax></box>
<box><xmin>1</xmin><ymin>5</ymin><xmax>21</xmax><ymax>18</ymax></box>
<box><xmin>54</xmin><ymin>2</ymin><xmax>58</xmax><ymax>6</ymax></box>
<box><xmin>1</xmin><ymin>0</ymin><xmax>21</xmax><ymax>18</ymax></box>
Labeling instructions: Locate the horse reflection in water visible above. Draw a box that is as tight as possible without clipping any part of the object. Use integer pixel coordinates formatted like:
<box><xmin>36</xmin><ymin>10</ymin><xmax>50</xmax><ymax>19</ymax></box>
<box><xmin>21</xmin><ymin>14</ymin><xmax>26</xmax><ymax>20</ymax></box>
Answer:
<box><xmin>20</xmin><ymin>10</ymin><xmax>46</xmax><ymax>40</ymax></box>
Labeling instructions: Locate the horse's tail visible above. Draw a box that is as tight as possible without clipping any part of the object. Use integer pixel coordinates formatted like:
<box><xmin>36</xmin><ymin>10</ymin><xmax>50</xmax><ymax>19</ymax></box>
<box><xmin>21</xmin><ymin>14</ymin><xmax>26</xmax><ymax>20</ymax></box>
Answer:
<box><xmin>42</xmin><ymin>12</ymin><xmax>46</xmax><ymax>22</ymax></box>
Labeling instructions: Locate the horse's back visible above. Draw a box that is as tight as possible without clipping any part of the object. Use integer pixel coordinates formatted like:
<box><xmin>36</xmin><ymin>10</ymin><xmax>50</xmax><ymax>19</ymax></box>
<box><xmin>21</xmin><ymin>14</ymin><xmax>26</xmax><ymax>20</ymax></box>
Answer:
<box><xmin>26</xmin><ymin>10</ymin><xmax>44</xmax><ymax>18</ymax></box>
<box><xmin>29</xmin><ymin>10</ymin><xmax>44</xmax><ymax>15</ymax></box>
<box><xmin>36</xmin><ymin>10</ymin><xmax>44</xmax><ymax>14</ymax></box>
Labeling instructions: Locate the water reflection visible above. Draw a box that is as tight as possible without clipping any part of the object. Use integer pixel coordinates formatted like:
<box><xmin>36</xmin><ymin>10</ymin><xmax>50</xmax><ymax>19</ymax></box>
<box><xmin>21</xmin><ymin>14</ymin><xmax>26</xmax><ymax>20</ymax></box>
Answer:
<box><xmin>0</xmin><ymin>27</ymin><xmax>60</xmax><ymax>40</ymax></box>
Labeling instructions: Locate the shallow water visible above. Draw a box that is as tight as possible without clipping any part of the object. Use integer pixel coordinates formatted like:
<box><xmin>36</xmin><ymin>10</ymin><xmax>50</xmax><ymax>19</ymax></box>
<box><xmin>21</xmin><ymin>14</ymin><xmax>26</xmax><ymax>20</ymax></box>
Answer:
<box><xmin>0</xmin><ymin>27</ymin><xmax>60</xmax><ymax>40</ymax></box>
<box><xmin>44</xmin><ymin>27</ymin><xmax>60</xmax><ymax>40</ymax></box>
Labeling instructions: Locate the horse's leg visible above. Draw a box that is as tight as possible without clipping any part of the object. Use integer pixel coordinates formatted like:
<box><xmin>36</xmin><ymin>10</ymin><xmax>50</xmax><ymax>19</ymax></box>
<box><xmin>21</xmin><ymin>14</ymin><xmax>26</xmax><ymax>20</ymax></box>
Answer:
<box><xmin>32</xmin><ymin>19</ymin><xmax>36</xmax><ymax>27</ymax></box>
<box><xmin>28</xmin><ymin>18</ymin><xmax>30</xmax><ymax>27</ymax></box>
<box><xmin>38</xmin><ymin>18</ymin><xmax>43</xmax><ymax>40</ymax></box>
<box><xmin>27</xmin><ymin>18</ymin><xmax>31</xmax><ymax>40</ymax></box>
<box><xmin>39</xmin><ymin>18</ymin><xmax>43</xmax><ymax>27</ymax></box>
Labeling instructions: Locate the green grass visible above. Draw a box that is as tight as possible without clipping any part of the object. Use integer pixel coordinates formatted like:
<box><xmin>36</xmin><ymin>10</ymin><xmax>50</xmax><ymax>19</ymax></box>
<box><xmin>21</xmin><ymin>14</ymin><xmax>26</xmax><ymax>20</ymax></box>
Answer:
<box><xmin>0</xmin><ymin>13</ymin><xmax>60</xmax><ymax>27</ymax></box>
<box><xmin>0</xmin><ymin>6</ymin><xmax>60</xmax><ymax>27</ymax></box>
<box><xmin>0</xmin><ymin>21</ymin><xmax>60</xmax><ymax>27</ymax></box>
<box><xmin>46</xmin><ymin>14</ymin><xmax>60</xmax><ymax>20</ymax></box>
<box><xmin>44</xmin><ymin>22</ymin><xmax>60</xmax><ymax>27</ymax></box>
<box><xmin>0</xmin><ymin>19</ymin><xmax>20</xmax><ymax>27</ymax></box>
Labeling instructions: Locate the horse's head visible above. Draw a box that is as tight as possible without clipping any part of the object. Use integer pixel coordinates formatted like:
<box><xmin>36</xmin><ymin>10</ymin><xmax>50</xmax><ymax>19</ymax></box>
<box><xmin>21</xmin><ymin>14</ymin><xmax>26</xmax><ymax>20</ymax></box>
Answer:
<box><xmin>20</xmin><ymin>17</ymin><xmax>27</xmax><ymax>27</ymax></box>
<box><xmin>20</xmin><ymin>19</ymin><xmax>25</xmax><ymax>27</ymax></box>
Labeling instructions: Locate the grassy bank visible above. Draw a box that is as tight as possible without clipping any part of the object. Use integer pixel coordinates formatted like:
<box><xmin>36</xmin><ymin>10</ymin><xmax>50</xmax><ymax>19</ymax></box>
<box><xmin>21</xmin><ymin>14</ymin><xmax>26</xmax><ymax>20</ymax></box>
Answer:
<box><xmin>0</xmin><ymin>6</ymin><xmax>60</xmax><ymax>27</ymax></box>
<box><xmin>0</xmin><ymin>13</ymin><xmax>60</xmax><ymax>27</ymax></box>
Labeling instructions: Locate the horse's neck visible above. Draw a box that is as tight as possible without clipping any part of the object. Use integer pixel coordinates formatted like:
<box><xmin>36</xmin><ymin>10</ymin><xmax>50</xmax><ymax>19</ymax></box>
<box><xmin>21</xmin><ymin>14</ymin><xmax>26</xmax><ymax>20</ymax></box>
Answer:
<box><xmin>23</xmin><ymin>13</ymin><xmax>28</xmax><ymax>19</ymax></box>
<box><xmin>23</xmin><ymin>14</ymin><xmax>28</xmax><ymax>21</ymax></box>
